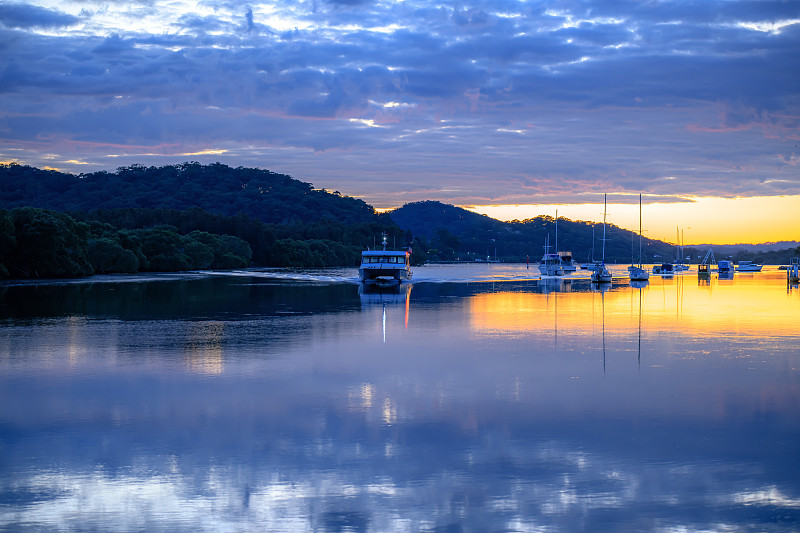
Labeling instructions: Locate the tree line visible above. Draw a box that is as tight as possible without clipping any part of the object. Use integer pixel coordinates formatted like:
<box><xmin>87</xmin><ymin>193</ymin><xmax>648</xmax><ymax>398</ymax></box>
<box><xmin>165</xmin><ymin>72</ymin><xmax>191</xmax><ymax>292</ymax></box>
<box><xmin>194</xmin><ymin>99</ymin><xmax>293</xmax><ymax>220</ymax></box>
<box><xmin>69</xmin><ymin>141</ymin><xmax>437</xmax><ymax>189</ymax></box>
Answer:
<box><xmin>0</xmin><ymin>205</ymin><xmax>423</xmax><ymax>279</ymax></box>
<box><xmin>0</xmin><ymin>207</ymin><xmax>253</xmax><ymax>279</ymax></box>
<box><xmin>2</xmin><ymin>163</ymin><xmax>797</xmax><ymax>279</ymax></box>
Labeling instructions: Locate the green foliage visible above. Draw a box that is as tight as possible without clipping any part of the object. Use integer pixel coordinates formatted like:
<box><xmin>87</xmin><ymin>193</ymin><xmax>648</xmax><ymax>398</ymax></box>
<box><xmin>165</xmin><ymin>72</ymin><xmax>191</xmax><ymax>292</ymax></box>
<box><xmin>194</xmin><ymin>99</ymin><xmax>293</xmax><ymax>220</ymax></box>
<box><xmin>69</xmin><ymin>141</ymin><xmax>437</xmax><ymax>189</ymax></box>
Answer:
<box><xmin>270</xmin><ymin>238</ymin><xmax>360</xmax><ymax>267</ymax></box>
<box><xmin>0</xmin><ymin>162</ymin><xmax>377</xmax><ymax>226</ymax></box>
<box><xmin>1</xmin><ymin>207</ymin><xmax>93</xmax><ymax>278</ymax></box>
<box><xmin>0</xmin><ymin>206</ymin><xmax>255</xmax><ymax>279</ymax></box>
<box><xmin>88</xmin><ymin>237</ymin><xmax>140</xmax><ymax>273</ymax></box>
<box><xmin>390</xmin><ymin>201</ymin><xmax>681</xmax><ymax>263</ymax></box>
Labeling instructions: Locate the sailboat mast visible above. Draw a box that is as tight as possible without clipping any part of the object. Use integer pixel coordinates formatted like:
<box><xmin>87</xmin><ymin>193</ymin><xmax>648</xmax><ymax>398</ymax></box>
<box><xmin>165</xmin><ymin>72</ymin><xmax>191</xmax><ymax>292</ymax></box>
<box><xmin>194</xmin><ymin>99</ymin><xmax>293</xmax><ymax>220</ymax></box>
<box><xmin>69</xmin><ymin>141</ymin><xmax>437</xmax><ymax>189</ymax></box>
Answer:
<box><xmin>639</xmin><ymin>193</ymin><xmax>643</xmax><ymax>268</ymax></box>
<box><xmin>602</xmin><ymin>194</ymin><xmax>607</xmax><ymax>263</ymax></box>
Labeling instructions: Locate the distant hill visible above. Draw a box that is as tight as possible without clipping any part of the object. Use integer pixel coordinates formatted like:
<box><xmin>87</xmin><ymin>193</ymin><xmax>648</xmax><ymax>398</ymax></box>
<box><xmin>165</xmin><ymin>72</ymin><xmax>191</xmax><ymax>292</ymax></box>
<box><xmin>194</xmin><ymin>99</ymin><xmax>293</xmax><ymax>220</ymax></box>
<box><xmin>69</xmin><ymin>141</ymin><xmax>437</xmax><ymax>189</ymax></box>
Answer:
<box><xmin>4</xmin><ymin>162</ymin><xmax>795</xmax><ymax>266</ymax></box>
<box><xmin>0</xmin><ymin>162</ymin><xmax>377</xmax><ymax>226</ymax></box>
<box><xmin>389</xmin><ymin>201</ymin><xmax>507</xmax><ymax>240</ymax></box>
<box><xmin>692</xmin><ymin>242</ymin><xmax>800</xmax><ymax>254</ymax></box>
<box><xmin>389</xmin><ymin>201</ymin><xmax>677</xmax><ymax>263</ymax></box>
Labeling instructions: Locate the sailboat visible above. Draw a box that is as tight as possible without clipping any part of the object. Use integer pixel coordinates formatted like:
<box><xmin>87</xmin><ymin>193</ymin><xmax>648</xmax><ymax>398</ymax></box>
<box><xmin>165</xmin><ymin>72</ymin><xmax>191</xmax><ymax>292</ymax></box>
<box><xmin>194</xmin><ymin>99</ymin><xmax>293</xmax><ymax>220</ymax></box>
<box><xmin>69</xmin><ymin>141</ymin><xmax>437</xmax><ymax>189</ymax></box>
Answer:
<box><xmin>554</xmin><ymin>210</ymin><xmax>577</xmax><ymax>272</ymax></box>
<box><xmin>580</xmin><ymin>224</ymin><xmax>602</xmax><ymax>271</ymax></box>
<box><xmin>538</xmin><ymin>233</ymin><xmax>564</xmax><ymax>276</ymax></box>
<box><xmin>673</xmin><ymin>228</ymin><xmax>689</xmax><ymax>271</ymax></box>
<box><xmin>591</xmin><ymin>194</ymin><xmax>613</xmax><ymax>283</ymax></box>
<box><xmin>629</xmin><ymin>194</ymin><xmax>650</xmax><ymax>281</ymax></box>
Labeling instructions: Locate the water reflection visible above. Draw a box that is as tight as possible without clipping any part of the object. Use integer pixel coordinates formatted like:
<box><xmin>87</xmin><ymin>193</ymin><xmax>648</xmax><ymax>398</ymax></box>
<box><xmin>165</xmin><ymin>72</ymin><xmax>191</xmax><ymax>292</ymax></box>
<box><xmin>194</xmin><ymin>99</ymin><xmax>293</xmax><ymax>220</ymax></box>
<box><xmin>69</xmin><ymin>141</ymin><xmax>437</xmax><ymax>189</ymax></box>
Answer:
<box><xmin>1</xmin><ymin>269</ymin><xmax>799</xmax><ymax>531</ymax></box>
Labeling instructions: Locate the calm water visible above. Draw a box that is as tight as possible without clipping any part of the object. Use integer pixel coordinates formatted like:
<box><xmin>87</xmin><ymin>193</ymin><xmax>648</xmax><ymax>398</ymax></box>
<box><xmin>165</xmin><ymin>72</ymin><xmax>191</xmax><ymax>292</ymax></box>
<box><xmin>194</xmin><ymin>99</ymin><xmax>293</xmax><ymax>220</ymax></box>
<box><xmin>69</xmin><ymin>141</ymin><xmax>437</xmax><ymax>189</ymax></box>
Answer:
<box><xmin>1</xmin><ymin>265</ymin><xmax>799</xmax><ymax>532</ymax></box>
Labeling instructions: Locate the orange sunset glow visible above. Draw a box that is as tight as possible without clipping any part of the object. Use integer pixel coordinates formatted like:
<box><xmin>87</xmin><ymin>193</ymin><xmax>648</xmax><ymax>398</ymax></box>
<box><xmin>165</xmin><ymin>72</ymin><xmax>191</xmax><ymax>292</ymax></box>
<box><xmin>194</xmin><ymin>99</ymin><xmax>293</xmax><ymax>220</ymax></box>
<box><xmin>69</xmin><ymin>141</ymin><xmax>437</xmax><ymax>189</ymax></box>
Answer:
<box><xmin>469</xmin><ymin>273</ymin><xmax>800</xmax><ymax>339</ymax></box>
<box><xmin>468</xmin><ymin>195</ymin><xmax>800</xmax><ymax>245</ymax></box>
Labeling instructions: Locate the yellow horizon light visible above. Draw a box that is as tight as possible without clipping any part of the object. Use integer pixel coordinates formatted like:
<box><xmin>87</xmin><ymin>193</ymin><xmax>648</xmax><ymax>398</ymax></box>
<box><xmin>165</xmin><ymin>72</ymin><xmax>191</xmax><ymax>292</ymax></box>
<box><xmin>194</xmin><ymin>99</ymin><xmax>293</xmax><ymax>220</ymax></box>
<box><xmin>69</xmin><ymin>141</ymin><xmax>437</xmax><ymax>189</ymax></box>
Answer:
<box><xmin>465</xmin><ymin>195</ymin><xmax>800</xmax><ymax>245</ymax></box>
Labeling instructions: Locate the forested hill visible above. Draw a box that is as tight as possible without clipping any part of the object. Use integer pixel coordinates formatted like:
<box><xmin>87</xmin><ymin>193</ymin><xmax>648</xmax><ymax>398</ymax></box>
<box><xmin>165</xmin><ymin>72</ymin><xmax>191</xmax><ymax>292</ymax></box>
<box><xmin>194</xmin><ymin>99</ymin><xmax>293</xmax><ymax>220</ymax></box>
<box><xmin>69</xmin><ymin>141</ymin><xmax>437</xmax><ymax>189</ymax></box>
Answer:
<box><xmin>0</xmin><ymin>162</ymin><xmax>376</xmax><ymax>225</ymax></box>
<box><xmin>389</xmin><ymin>200</ymin><xmax>679</xmax><ymax>264</ymax></box>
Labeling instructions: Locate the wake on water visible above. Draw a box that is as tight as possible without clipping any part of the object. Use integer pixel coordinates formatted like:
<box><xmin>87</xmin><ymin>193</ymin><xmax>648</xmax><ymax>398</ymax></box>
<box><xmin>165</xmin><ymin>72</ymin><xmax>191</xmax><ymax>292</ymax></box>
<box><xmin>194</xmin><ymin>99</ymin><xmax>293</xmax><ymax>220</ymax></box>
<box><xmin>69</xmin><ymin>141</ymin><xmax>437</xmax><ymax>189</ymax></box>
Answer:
<box><xmin>206</xmin><ymin>263</ymin><xmax>605</xmax><ymax>285</ymax></box>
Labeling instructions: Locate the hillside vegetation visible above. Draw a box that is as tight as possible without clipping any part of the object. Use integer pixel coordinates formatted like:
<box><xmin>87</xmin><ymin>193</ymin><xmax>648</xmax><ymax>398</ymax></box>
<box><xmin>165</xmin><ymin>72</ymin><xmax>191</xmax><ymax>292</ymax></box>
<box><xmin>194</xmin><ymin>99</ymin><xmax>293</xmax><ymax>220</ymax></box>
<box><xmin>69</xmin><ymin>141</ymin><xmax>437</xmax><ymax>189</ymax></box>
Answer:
<box><xmin>0</xmin><ymin>162</ymin><xmax>375</xmax><ymax>225</ymax></box>
<box><xmin>1</xmin><ymin>163</ymin><xmax>797</xmax><ymax>278</ymax></box>
<box><xmin>389</xmin><ymin>201</ymin><xmax>679</xmax><ymax>264</ymax></box>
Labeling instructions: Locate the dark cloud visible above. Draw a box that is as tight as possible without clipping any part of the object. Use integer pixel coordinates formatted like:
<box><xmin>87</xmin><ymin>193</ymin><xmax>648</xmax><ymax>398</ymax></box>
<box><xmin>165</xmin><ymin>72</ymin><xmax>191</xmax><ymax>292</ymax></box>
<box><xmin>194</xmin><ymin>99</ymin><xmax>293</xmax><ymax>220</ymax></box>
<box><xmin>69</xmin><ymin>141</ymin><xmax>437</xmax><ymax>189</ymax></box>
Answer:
<box><xmin>0</xmin><ymin>3</ymin><xmax>79</xmax><ymax>29</ymax></box>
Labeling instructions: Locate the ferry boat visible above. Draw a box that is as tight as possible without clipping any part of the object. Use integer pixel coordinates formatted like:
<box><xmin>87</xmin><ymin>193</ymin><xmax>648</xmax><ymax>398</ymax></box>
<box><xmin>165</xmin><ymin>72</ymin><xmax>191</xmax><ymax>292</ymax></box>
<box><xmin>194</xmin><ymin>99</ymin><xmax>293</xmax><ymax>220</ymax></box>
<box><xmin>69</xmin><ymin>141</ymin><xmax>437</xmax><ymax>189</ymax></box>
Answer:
<box><xmin>736</xmin><ymin>261</ymin><xmax>763</xmax><ymax>272</ymax></box>
<box><xmin>359</xmin><ymin>233</ymin><xmax>412</xmax><ymax>283</ymax></box>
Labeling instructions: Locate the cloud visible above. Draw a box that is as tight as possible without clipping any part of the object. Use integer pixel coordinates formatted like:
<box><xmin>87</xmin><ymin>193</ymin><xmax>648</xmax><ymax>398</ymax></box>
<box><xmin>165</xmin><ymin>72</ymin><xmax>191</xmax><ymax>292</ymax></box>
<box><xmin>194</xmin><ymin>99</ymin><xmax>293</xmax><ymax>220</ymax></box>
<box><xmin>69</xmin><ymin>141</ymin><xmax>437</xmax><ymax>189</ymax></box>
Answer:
<box><xmin>0</xmin><ymin>0</ymin><xmax>799</xmax><ymax>206</ymax></box>
<box><xmin>0</xmin><ymin>3</ymin><xmax>80</xmax><ymax>29</ymax></box>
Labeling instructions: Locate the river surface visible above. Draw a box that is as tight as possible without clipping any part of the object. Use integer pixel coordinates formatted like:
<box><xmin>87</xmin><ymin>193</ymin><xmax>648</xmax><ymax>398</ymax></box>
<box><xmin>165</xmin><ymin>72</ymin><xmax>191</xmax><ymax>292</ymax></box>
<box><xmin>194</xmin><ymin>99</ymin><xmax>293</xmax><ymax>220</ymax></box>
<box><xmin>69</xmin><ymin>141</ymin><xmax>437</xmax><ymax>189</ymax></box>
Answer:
<box><xmin>1</xmin><ymin>264</ymin><xmax>799</xmax><ymax>532</ymax></box>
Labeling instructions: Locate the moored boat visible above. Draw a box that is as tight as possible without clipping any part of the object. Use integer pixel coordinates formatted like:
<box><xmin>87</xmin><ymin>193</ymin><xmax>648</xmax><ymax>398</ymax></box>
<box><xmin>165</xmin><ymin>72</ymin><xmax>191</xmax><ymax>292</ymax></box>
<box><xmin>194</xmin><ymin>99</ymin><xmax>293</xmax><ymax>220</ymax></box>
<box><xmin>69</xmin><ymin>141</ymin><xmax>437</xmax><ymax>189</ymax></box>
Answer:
<box><xmin>558</xmin><ymin>251</ymin><xmax>577</xmax><ymax>272</ymax></box>
<box><xmin>736</xmin><ymin>261</ymin><xmax>763</xmax><ymax>272</ymax></box>
<box><xmin>591</xmin><ymin>194</ymin><xmax>612</xmax><ymax>283</ymax></box>
<box><xmin>538</xmin><ymin>235</ymin><xmax>564</xmax><ymax>276</ymax></box>
<box><xmin>652</xmin><ymin>263</ymin><xmax>674</xmax><ymax>275</ymax></box>
<box><xmin>628</xmin><ymin>194</ymin><xmax>650</xmax><ymax>282</ymax></box>
<box><xmin>788</xmin><ymin>258</ymin><xmax>800</xmax><ymax>283</ymax></box>
<box><xmin>717</xmin><ymin>260</ymin><xmax>735</xmax><ymax>273</ymax></box>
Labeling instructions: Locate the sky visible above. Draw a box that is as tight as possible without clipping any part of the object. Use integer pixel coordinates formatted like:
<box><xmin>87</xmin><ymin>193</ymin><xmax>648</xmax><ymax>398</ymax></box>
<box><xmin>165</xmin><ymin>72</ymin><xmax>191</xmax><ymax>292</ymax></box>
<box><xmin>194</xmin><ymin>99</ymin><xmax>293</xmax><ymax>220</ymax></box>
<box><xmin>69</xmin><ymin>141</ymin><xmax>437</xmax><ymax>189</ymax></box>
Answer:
<box><xmin>1</xmin><ymin>0</ymin><xmax>799</xmax><ymax>244</ymax></box>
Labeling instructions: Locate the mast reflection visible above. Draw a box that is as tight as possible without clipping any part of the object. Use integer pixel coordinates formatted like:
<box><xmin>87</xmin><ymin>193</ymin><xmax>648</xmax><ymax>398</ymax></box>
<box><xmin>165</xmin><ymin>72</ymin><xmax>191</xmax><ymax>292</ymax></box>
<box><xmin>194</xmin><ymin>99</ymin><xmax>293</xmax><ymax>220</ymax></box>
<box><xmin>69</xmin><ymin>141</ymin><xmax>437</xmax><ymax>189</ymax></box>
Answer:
<box><xmin>359</xmin><ymin>282</ymin><xmax>413</xmax><ymax>338</ymax></box>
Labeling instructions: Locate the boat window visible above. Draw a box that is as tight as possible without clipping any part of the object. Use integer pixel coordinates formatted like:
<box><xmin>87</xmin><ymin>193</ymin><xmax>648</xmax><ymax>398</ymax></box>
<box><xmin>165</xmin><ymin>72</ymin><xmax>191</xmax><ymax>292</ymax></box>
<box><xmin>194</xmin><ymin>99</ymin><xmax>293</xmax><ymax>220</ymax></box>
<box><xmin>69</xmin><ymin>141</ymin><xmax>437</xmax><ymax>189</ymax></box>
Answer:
<box><xmin>388</xmin><ymin>256</ymin><xmax>397</xmax><ymax>263</ymax></box>
<box><xmin>369</xmin><ymin>257</ymin><xmax>379</xmax><ymax>263</ymax></box>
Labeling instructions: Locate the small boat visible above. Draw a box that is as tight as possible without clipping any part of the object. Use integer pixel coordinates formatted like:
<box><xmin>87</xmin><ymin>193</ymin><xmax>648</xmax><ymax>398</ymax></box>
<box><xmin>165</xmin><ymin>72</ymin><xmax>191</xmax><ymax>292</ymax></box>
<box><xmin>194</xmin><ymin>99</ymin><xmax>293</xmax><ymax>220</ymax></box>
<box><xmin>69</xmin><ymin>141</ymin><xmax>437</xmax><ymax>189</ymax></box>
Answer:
<box><xmin>558</xmin><ymin>251</ymin><xmax>577</xmax><ymax>272</ymax></box>
<box><xmin>673</xmin><ymin>228</ymin><xmax>689</xmax><ymax>271</ymax></box>
<box><xmin>629</xmin><ymin>194</ymin><xmax>650</xmax><ymax>282</ymax></box>
<box><xmin>698</xmin><ymin>248</ymin><xmax>715</xmax><ymax>277</ymax></box>
<box><xmin>717</xmin><ymin>260</ymin><xmax>735</xmax><ymax>273</ymax></box>
<box><xmin>652</xmin><ymin>263</ymin><xmax>674</xmax><ymax>275</ymax></box>
<box><xmin>538</xmin><ymin>234</ymin><xmax>564</xmax><ymax>276</ymax></box>
<box><xmin>788</xmin><ymin>258</ymin><xmax>800</xmax><ymax>283</ymax></box>
<box><xmin>736</xmin><ymin>261</ymin><xmax>763</xmax><ymax>272</ymax></box>
<box><xmin>359</xmin><ymin>233</ymin><xmax>412</xmax><ymax>283</ymax></box>
<box><xmin>591</xmin><ymin>194</ymin><xmax>612</xmax><ymax>283</ymax></box>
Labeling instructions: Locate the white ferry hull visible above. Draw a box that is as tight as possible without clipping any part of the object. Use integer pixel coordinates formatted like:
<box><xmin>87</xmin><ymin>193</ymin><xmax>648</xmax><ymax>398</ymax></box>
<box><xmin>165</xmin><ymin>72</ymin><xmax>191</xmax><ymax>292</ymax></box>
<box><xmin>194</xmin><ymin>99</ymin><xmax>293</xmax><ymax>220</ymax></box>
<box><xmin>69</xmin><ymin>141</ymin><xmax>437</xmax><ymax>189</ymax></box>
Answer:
<box><xmin>359</xmin><ymin>267</ymin><xmax>412</xmax><ymax>283</ymax></box>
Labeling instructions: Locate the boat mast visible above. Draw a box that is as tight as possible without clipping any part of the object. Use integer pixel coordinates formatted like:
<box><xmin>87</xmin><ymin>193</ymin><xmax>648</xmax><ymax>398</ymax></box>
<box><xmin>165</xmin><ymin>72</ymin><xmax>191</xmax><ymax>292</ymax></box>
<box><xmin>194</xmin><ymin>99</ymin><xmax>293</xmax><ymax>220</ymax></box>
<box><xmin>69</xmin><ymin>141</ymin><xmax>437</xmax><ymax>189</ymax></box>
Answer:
<box><xmin>555</xmin><ymin>209</ymin><xmax>558</xmax><ymax>255</ymax></box>
<box><xmin>601</xmin><ymin>194</ymin><xmax>607</xmax><ymax>264</ymax></box>
<box><xmin>638</xmin><ymin>193</ymin><xmax>643</xmax><ymax>268</ymax></box>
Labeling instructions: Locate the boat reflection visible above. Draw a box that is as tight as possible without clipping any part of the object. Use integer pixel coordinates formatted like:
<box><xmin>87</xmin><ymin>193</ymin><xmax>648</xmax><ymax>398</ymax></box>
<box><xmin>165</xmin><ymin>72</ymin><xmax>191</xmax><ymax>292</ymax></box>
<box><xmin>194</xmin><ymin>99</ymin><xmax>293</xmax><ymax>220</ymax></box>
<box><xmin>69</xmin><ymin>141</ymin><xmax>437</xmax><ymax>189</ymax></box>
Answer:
<box><xmin>539</xmin><ymin>276</ymin><xmax>573</xmax><ymax>293</ymax></box>
<box><xmin>359</xmin><ymin>282</ymin><xmax>412</xmax><ymax>339</ymax></box>
<box><xmin>358</xmin><ymin>281</ymin><xmax>412</xmax><ymax>305</ymax></box>
<box><xmin>591</xmin><ymin>280</ymin><xmax>612</xmax><ymax>293</ymax></box>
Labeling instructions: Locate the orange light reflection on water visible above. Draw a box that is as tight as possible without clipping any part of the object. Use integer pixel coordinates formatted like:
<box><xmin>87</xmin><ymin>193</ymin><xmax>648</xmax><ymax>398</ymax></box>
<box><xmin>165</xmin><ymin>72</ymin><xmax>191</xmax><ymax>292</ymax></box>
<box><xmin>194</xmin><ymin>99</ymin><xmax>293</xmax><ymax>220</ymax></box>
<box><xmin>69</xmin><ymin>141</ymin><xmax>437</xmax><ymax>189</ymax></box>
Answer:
<box><xmin>469</xmin><ymin>271</ymin><xmax>800</xmax><ymax>339</ymax></box>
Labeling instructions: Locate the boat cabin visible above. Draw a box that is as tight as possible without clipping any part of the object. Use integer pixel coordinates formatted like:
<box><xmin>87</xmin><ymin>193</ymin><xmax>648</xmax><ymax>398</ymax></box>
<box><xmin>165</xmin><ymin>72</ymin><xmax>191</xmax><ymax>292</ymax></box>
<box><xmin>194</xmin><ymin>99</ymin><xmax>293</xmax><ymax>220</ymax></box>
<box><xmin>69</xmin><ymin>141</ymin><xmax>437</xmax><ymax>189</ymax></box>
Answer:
<box><xmin>360</xmin><ymin>251</ymin><xmax>410</xmax><ymax>265</ymax></box>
